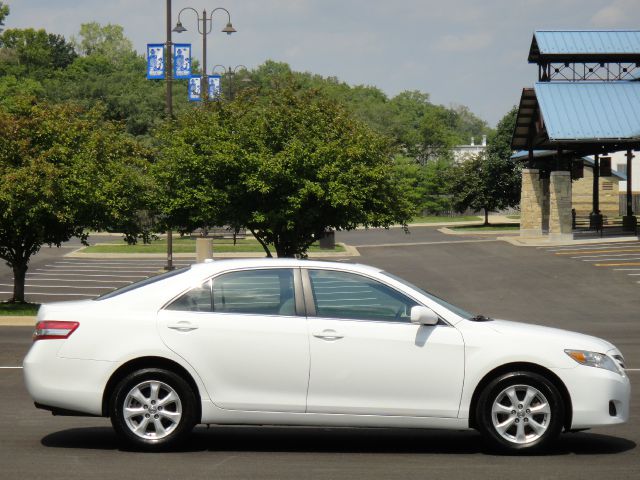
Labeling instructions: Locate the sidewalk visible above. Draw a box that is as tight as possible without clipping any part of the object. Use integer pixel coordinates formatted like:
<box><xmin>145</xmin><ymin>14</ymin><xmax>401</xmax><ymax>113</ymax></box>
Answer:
<box><xmin>0</xmin><ymin>316</ymin><xmax>35</xmax><ymax>326</ymax></box>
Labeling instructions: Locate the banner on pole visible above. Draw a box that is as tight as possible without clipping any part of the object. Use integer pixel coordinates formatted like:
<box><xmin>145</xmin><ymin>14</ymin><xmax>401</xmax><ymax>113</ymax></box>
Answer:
<box><xmin>146</xmin><ymin>44</ymin><xmax>165</xmax><ymax>79</ymax></box>
<box><xmin>173</xmin><ymin>44</ymin><xmax>192</xmax><ymax>79</ymax></box>
<box><xmin>208</xmin><ymin>75</ymin><xmax>222</xmax><ymax>99</ymax></box>
<box><xmin>188</xmin><ymin>76</ymin><xmax>201</xmax><ymax>102</ymax></box>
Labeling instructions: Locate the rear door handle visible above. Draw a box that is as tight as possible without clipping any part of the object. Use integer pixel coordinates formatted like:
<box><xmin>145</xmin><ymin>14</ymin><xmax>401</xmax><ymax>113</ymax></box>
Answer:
<box><xmin>167</xmin><ymin>321</ymin><xmax>199</xmax><ymax>332</ymax></box>
<box><xmin>313</xmin><ymin>329</ymin><xmax>344</xmax><ymax>341</ymax></box>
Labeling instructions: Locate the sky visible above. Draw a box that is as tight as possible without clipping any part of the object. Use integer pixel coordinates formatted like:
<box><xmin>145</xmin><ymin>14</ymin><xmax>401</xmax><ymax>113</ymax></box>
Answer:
<box><xmin>5</xmin><ymin>0</ymin><xmax>640</xmax><ymax>126</ymax></box>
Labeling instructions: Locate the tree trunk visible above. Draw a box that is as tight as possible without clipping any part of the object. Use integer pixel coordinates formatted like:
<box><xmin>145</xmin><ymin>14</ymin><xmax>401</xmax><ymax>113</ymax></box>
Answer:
<box><xmin>484</xmin><ymin>208</ymin><xmax>489</xmax><ymax>226</ymax></box>
<box><xmin>249</xmin><ymin>228</ymin><xmax>272</xmax><ymax>258</ymax></box>
<box><xmin>11</xmin><ymin>261</ymin><xmax>28</xmax><ymax>303</ymax></box>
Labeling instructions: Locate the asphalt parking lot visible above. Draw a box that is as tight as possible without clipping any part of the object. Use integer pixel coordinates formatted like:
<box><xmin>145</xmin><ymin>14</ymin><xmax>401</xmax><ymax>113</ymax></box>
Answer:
<box><xmin>0</xmin><ymin>227</ymin><xmax>638</xmax><ymax>479</ymax></box>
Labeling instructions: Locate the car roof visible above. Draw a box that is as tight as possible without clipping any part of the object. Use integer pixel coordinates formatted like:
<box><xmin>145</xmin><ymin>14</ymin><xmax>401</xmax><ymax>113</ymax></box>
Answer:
<box><xmin>188</xmin><ymin>258</ymin><xmax>383</xmax><ymax>276</ymax></box>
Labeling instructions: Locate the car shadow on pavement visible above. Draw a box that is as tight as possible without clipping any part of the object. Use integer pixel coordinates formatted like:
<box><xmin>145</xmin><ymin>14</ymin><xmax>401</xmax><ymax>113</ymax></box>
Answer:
<box><xmin>41</xmin><ymin>426</ymin><xmax>636</xmax><ymax>456</ymax></box>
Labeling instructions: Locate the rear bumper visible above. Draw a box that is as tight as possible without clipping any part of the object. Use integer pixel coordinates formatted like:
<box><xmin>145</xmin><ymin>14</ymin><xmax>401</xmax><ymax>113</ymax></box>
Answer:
<box><xmin>24</xmin><ymin>341</ymin><xmax>115</xmax><ymax>416</ymax></box>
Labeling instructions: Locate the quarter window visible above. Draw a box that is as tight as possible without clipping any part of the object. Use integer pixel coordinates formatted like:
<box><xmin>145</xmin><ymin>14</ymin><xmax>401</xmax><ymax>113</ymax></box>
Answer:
<box><xmin>166</xmin><ymin>280</ymin><xmax>212</xmax><ymax>312</ymax></box>
<box><xmin>308</xmin><ymin>270</ymin><xmax>419</xmax><ymax>322</ymax></box>
<box><xmin>212</xmin><ymin>269</ymin><xmax>296</xmax><ymax>316</ymax></box>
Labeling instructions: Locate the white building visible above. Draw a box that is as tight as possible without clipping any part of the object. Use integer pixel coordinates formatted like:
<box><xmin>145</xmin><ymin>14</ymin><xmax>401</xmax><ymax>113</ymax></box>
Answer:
<box><xmin>452</xmin><ymin>135</ymin><xmax>487</xmax><ymax>163</ymax></box>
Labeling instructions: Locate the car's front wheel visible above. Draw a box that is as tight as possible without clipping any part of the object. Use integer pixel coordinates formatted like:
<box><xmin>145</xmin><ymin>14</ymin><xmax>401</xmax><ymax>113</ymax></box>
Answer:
<box><xmin>110</xmin><ymin>368</ymin><xmax>197</xmax><ymax>450</ymax></box>
<box><xmin>476</xmin><ymin>371</ymin><xmax>565</xmax><ymax>453</ymax></box>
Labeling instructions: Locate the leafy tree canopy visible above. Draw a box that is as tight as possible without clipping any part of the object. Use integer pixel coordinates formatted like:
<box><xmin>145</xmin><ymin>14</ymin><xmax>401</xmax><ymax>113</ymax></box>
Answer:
<box><xmin>243</xmin><ymin>61</ymin><xmax>492</xmax><ymax>161</ymax></box>
<box><xmin>0</xmin><ymin>28</ymin><xmax>77</xmax><ymax>78</ymax></box>
<box><xmin>154</xmin><ymin>84</ymin><xmax>417</xmax><ymax>257</ymax></box>
<box><xmin>449</xmin><ymin>107</ymin><xmax>520</xmax><ymax>224</ymax></box>
<box><xmin>0</xmin><ymin>99</ymin><xmax>152</xmax><ymax>302</ymax></box>
<box><xmin>0</xmin><ymin>1</ymin><xmax>8</xmax><ymax>33</ymax></box>
<box><xmin>73</xmin><ymin>22</ymin><xmax>133</xmax><ymax>58</ymax></box>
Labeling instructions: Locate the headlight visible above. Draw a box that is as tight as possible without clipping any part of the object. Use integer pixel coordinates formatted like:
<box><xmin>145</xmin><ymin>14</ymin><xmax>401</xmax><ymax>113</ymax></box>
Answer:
<box><xmin>565</xmin><ymin>349</ymin><xmax>624</xmax><ymax>376</ymax></box>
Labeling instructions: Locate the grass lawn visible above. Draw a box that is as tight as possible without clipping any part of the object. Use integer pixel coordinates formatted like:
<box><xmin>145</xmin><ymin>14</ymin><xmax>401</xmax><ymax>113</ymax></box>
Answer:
<box><xmin>82</xmin><ymin>237</ymin><xmax>345</xmax><ymax>254</ymax></box>
<box><xmin>0</xmin><ymin>302</ymin><xmax>40</xmax><ymax>316</ymax></box>
<box><xmin>410</xmin><ymin>215</ymin><xmax>482</xmax><ymax>223</ymax></box>
<box><xmin>506</xmin><ymin>215</ymin><xmax>521</xmax><ymax>219</ymax></box>
<box><xmin>450</xmin><ymin>223</ymin><xmax>520</xmax><ymax>232</ymax></box>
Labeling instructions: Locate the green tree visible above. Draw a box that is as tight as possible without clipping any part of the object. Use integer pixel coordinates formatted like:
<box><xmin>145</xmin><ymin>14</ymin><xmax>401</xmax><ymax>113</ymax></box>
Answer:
<box><xmin>0</xmin><ymin>28</ymin><xmax>77</xmax><ymax>78</ymax></box>
<box><xmin>154</xmin><ymin>85</ymin><xmax>416</xmax><ymax>257</ymax></box>
<box><xmin>74</xmin><ymin>22</ymin><xmax>133</xmax><ymax>58</ymax></box>
<box><xmin>0</xmin><ymin>99</ymin><xmax>152</xmax><ymax>302</ymax></box>
<box><xmin>0</xmin><ymin>2</ymin><xmax>9</xmax><ymax>33</ymax></box>
<box><xmin>448</xmin><ymin>108</ymin><xmax>520</xmax><ymax>225</ymax></box>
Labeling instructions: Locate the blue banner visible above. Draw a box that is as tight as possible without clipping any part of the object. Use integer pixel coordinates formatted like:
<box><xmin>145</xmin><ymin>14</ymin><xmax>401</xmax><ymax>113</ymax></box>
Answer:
<box><xmin>173</xmin><ymin>44</ymin><xmax>191</xmax><ymax>79</ymax></box>
<box><xmin>146</xmin><ymin>44</ymin><xmax>165</xmax><ymax>80</ymax></box>
<box><xmin>208</xmin><ymin>75</ymin><xmax>222</xmax><ymax>99</ymax></box>
<box><xmin>188</xmin><ymin>76</ymin><xmax>201</xmax><ymax>102</ymax></box>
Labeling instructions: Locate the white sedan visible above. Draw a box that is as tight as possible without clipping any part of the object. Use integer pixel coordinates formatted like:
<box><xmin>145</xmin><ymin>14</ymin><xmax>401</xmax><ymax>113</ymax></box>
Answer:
<box><xmin>24</xmin><ymin>259</ymin><xmax>630</xmax><ymax>452</ymax></box>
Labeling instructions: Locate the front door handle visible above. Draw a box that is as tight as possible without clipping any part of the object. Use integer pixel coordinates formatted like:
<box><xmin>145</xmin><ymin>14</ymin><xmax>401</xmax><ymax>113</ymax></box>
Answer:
<box><xmin>167</xmin><ymin>321</ymin><xmax>199</xmax><ymax>332</ymax></box>
<box><xmin>313</xmin><ymin>329</ymin><xmax>344</xmax><ymax>341</ymax></box>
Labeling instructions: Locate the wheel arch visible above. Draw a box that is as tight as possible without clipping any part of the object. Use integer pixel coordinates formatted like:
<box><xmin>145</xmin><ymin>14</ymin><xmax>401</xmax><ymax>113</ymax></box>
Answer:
<box><xmin>467</xmin><ymin>362</ymin><xmax>573</xmax><ymax>431</ymax></box>
<box><xmin>102</xmin><ymin>356</ymin><xmax>202</xmax><ymax>422</ymax></box>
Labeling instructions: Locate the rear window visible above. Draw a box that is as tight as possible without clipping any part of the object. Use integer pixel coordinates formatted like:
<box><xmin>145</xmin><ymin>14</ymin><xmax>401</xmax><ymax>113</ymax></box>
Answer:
<box><xmin>94</xmin><ymin>267</ymin><xmax>190</xmax><ymax>301</ymax></box>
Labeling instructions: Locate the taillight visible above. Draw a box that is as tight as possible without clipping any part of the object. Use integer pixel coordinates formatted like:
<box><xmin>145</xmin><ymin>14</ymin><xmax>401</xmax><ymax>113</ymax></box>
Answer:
<box><xmin>33</xmin><ymin>321</ymin><xmax>79</xmax><ymax>341</ymax></box>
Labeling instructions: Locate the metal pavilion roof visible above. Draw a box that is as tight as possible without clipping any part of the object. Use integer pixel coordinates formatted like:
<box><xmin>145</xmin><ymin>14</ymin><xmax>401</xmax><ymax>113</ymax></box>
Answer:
<box><xmin>529</xmin><ymin>30</ymin><xmax>640</xmax><ymax>63</ymax></box>
<box><xmin>511</xmin><ymin>81</ymin><xmax>640</xmax><ymax>153</ymax></box>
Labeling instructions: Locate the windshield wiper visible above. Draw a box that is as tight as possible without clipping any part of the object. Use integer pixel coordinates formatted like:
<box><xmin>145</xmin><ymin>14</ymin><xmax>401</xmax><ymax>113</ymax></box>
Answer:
<box><xmin>469</xmin><ymin>314</ymin><xmax>493</xmax><ymax>322</ymax></box>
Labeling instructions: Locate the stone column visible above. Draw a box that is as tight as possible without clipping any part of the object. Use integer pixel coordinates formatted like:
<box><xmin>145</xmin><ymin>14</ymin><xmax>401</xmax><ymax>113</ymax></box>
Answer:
<box><xmin>520</xmin><ymin>169</ymin><xmax>544</xmax><ymax>237</ymax></box>
<box><xmin>549</xmin><ymin>171</ymin><xmax>573</xmax><ymax>241</ymax></box>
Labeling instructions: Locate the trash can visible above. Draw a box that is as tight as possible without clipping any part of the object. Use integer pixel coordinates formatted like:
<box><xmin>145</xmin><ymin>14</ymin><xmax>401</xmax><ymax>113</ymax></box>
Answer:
<box><xmin>319</xmin><ymin>229</ymin><xmax>335</xmax><ymax>249</ymax></box>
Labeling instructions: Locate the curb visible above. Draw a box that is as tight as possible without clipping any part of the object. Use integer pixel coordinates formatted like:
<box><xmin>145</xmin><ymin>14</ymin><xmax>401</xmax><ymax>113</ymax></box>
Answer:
<box><xmin>65</xmin><ymin>243</ymin><xmax>359</xmax><ymax>259</ymax></box>
<box><xmin>438</xmin><ymin>227</ymin><xmax>520</xmax><ymax>236</ymax></box>
<box><xmin>498</xmin><ymin>234</ymin><xmax>640</xmax><ymax>247</ymax></box>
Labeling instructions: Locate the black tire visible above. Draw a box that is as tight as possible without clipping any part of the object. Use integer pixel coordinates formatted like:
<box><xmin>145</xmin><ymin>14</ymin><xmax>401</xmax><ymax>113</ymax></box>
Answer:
<box><xmin>475</xmin><ymin>371</ymin><xmax>564</xmax><ymax>453</ymax></box>
<box><xmin>110</xmin><ymin>368</ymin><xmax>198</xmax><ymax>451</ymax></box>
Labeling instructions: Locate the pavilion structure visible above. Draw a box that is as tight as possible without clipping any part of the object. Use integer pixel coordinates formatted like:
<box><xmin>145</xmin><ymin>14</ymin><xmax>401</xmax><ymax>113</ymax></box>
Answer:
<box><xmin>511</xmin><ymin>30</ymin><xmax>640</xmax><ymax>240</ymax></box>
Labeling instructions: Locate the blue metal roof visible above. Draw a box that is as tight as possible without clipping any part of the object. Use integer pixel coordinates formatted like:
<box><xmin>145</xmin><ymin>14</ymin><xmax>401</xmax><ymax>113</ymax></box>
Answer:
<box><xmin>534</xmin><ymin>82</ymin><xmax>640</xmax><ymax>141</ymax></box>
<box><xmin>510</xmin><ymin>150</ymin><xmax>627</xmax><ymax>180</ymax></box>
<box><xmin>533</xmin><ymin>30</ymin><xmax>640</xmax><ymax>56</ymax></box>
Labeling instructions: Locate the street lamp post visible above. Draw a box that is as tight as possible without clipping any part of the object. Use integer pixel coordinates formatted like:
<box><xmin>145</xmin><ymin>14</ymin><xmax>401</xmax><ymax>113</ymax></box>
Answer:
<box><xmin>164</xmin><ymin>0</ymin><xmax>174</xmax><ymax>270</ymax></box>
<box><xmin>212</xmin><ymin>64</ymin><xmax>249</xmax><ymax>99</ymax></box>
<box><xmin>173</xmin><ymin>7</ymin><xmax>236</xmax><ymax>100</ymax></box>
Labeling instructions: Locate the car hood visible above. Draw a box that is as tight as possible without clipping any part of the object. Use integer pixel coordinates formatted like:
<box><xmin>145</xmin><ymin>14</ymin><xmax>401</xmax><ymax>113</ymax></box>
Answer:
<box><xmin>486</xmin><ymin>319</ymin><xmax>616</xmax><ymax>353</ymax></box>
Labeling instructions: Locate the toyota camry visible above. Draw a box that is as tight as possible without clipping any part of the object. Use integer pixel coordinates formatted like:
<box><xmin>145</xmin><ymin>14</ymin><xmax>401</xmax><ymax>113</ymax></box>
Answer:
<box><xmin>23</xmin><ymin>259</ymin><xmax>630</xmax><ymax>452</ymax></box>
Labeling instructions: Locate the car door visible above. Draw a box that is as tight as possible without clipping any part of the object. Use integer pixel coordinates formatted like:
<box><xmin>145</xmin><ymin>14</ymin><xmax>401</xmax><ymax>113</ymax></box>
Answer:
<box><xmin>304</xmin><ymin>268</ymin><xmax>465</xmax><ymax>418</ymax></box>
<box><xmin>157</xmin><ymin>267</ymin><xmax>310</xmax><ymax>412</ymax></box>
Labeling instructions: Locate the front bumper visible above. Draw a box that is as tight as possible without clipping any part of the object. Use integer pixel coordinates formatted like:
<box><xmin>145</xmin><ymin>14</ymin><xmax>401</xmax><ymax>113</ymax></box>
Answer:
<box><xmin>554</xmin><ymin>364</ymin><xmax>630</xmax><ymax>429</ymax></box>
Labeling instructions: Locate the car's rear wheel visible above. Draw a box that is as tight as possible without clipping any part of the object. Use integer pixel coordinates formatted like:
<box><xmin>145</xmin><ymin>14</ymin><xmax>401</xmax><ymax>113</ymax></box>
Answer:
<box><xmin>110</xmin><ymin>368</ymin><xmax>197</xmax><ymax>450</ymax></box>
<box><xmin>476</xmin><ymin>371</ymin><xmax>564</xmax><ymax>453</ymax></box>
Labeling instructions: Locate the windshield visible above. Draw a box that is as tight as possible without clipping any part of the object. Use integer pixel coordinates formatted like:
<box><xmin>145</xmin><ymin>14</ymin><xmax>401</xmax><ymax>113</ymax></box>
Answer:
<box><xmin>94</xmin><ymin>267</ymin><xmax>190</xmax><ymax>301</ymax></box>
<box><xmin>381</xmin><ymin>271</ymin><xmax>474</xmax><ymax>320</ymax></box>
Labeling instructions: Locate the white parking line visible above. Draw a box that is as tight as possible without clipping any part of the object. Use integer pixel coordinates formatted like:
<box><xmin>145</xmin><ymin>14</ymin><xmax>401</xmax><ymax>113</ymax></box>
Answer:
<box><xmin>0</xmin><ymin>291</ymin><xmax>98</xmax><ymax>297</ymax></box>
<box><xmin>544</xmin><ymin>244</ymin><xmax>640</xmax><ymax>252</ymax></box>
<box><xmin>28</xmin><ymin>273</ymin><xmax>147</xmax><ymax>278</ymax></box>
<box><xmin>54</xmin><ymin>261</ymin><xmax>189</xmax><ymax>265</ymax></box>
<box><xmin>20</xmin><ymin>278</ymin><xmax>132</xmax><ymax>284</ymax></box>
<box><xmin>31</xmin><ymin>270</ymin><xmax>148</xmax><ymax>278</ymax></box>
<box><xmin>0</xmin><ymin>283</ymin><xmax>113</xmax><ymax>290</ymax></box>
<box><xmin>582</xmin><ymin>257</ymin><xmax>640</xmax><ymax>262</ymax></box>
<box><xmin>570</xmin><ymin>253</ymin><xmax>640</xmax><ymax>259</ymax></box>
<box><xmin>613</xmin><ymin>268</ymin><xmax>640</xmax><ymax>271</ymax></box>
<box><xmin>40</xmin><ymin>267</ymin><xmax>159</xmax><ymax>273</ymax></box>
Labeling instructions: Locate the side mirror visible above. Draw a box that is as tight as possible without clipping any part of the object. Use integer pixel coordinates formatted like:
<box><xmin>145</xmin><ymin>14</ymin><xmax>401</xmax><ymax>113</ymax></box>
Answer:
<box><xmin>410</xmin><ymin>306</ymin><xmax>439</xmax><ymax>326</ymax></box>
